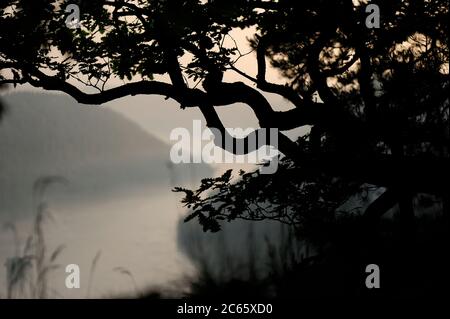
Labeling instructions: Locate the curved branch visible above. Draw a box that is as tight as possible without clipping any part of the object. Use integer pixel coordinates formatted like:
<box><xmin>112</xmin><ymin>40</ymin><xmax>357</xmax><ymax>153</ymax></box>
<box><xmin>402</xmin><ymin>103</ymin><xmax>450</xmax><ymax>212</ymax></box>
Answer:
<box><xmin>25</xmin><ymin>68</ymin><xmax>203</xmax><ymax>106</ymax></box>
<box><xmin>205</xmin><ymin>81</ymin><xmax>340</xmax><ymax>130</ymax></box>
<box><xmin>21</xmin><ymin>67</ymin><xmax>301</xmax><ymax>158</ymax></box>
<box><xmin>198</xmin><ymin>102</ymin><xmax>299</xmax><ymax>159</ymax></box>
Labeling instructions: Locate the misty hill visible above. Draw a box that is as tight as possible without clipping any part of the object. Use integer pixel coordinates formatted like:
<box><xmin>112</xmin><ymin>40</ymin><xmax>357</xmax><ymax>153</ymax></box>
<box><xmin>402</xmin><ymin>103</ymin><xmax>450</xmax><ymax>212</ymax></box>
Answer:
<box><xmin>0</xmin><ymin>92</ymin><xmax>211</xmax><ymax>217</ymax></box>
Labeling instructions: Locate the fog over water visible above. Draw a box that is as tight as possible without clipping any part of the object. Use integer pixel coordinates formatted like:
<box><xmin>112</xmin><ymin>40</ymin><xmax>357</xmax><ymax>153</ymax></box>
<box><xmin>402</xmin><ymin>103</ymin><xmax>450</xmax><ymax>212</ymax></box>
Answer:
<box><xmin>0</xmin><ymin>92</ymin><xmax>216</xmax><ymax>297</ymax></box>
<box><xmin>0</xmin><ymin>92</ymin><xmax>298</xmax><ymax>298</ymax></box>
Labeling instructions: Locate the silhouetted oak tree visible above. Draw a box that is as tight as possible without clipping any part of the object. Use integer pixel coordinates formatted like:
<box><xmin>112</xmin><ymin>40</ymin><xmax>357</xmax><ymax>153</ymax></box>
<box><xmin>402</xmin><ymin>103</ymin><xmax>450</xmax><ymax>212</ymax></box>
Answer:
<box><xmin>1</xmin><ymin>0</ymin><xmax>448</xmax><ymax>232</ymax></box>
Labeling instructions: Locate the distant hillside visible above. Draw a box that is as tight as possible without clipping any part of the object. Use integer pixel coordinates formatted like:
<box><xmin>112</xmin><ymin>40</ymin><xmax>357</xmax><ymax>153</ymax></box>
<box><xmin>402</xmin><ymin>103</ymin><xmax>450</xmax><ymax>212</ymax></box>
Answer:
<box><xmin>0</xmin><ymin>92</ymin><xmax>211</xmax><ymax>217</ymax></box>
